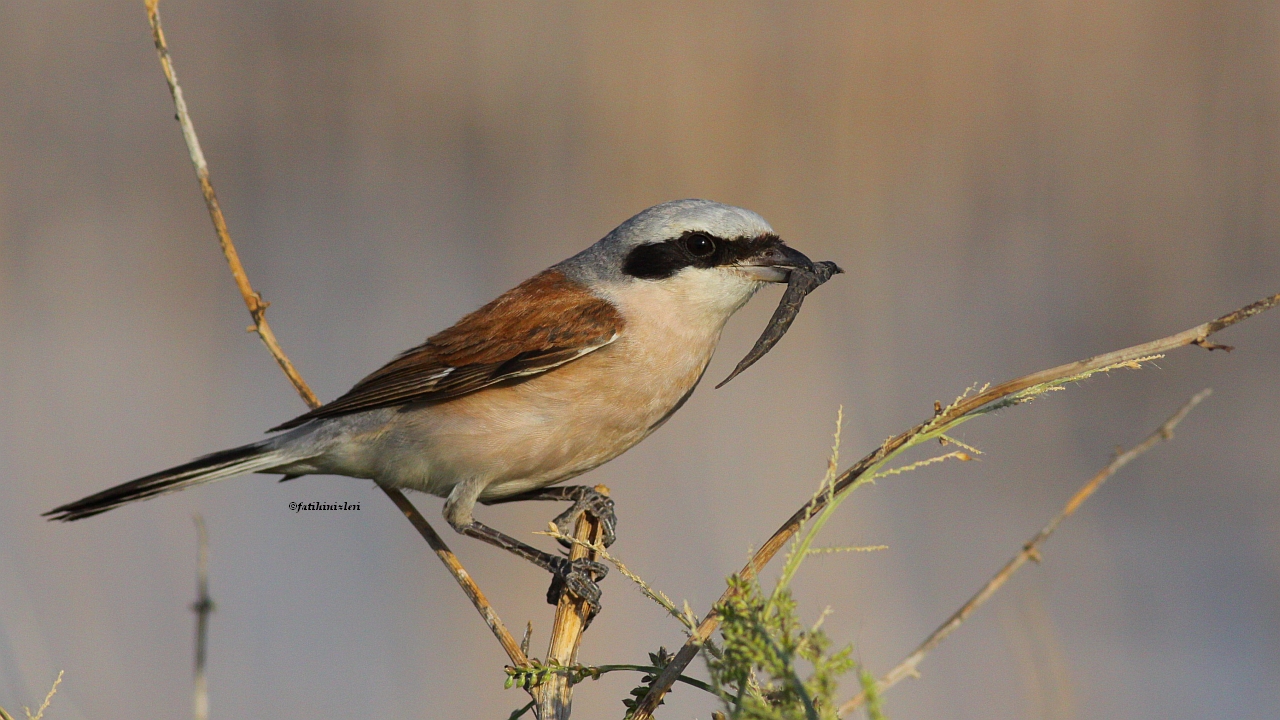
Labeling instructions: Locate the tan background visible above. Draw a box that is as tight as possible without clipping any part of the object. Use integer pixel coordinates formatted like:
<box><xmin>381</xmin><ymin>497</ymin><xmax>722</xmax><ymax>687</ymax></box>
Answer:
<box><xmin>2</xmin><ymin>2</ymin><xmax>1279</xmax><ymax>718</ymax></box>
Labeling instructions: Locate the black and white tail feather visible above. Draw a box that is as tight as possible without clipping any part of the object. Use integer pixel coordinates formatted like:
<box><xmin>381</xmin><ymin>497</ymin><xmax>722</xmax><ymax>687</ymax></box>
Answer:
<box><xmin>45</xmin><ymin>441</ymin><xmax>294</xmax><ymax>521</ymax></box>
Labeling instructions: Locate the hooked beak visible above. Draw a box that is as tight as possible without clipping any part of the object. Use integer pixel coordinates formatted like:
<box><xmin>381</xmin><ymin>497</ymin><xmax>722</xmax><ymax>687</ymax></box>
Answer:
<box><xmin>738</xmin><ymin>243</ymin><xmax>816</xmax><ymax>283</ymax></box>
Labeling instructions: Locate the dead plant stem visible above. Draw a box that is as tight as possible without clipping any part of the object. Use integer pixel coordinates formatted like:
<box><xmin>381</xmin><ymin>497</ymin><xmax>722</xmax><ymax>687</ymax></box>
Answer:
<box><xmin>534</xmin><ymin>486</ymin><xmax>609</xmax><ymax>719</ymax></box>
<box><xmin>143</xmin><ymin>0</ymin><xmax>527</xmax><ymax>674</ymax></box>
<box><xmin>630</xmin><ymin>294</ymin><xmax>1277</xmax><ymax>719</ymax></box>
<box><xmin>837</xmin><ymin>388</ymin><xmax>1211</xmax><ymax>715</ymax></box>
<box><xmin>192</xmin><ymin>515</ymin><xmax>213</xmax><ymax>720</ymax></box>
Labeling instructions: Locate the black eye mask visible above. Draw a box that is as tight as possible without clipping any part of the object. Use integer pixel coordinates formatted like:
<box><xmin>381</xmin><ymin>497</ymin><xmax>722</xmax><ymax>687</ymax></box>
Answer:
<box><xmin>716</xmin><ymin>260</ymin><xmax>844</xmax><ymax>388</ymax></box>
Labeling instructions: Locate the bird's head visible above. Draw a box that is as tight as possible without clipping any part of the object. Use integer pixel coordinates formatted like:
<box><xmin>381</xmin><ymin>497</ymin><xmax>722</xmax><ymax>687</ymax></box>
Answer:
<box><xmin>559</xmin><ymin>199</ymin><xmax>818</xmax><ymax>321</ymax></box>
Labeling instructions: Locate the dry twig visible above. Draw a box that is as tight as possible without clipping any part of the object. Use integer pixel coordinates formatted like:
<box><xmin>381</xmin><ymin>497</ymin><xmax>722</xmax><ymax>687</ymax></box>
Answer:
<box><xmin>143</xmin><ymin>0</ymin><xmax>313</xmax><ymax>407</ymax></box>
<box><xmin>838</xmin><ymin>388</ymin><xmax>1211</xmax><ymax>715</ymax></box>
<box><xmin>534</xmin><ymin>486</ymin><xmax>609</xmax><ymax>720</ymax></box>
<box><xmin>630</xmin><ymin>295</ymin><xmax>1278</xmax><ymax>719</ymax></box>
<box><xmin>143</xmin><ymin>0</ymin><xmax>527</xmax><ymax>671</ymax></box>
<box><xmin>192</xmin><ymin>515</ymin><xmax>213</xmax><ymax>720</ymax></box>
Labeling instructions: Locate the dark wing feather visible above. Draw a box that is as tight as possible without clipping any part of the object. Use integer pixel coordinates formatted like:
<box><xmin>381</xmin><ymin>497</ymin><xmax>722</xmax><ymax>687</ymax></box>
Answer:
<box><xmin>270</xmin><ymin>270</ymin><xmax>622</xmax><ymax>431</ymax></box>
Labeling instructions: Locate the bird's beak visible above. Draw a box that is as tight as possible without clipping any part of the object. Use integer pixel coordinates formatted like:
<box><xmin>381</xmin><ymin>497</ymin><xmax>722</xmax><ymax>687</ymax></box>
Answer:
<box><xmin>738</xmin><ymin>243</ymin><xmax>816</xmax><ymax>283</ymax></box>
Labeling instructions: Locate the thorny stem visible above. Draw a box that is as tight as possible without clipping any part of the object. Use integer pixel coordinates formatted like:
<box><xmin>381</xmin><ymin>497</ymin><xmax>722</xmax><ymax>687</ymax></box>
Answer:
<box><xmin>629</xmin><ymin>295</ymin><xmax>1278</xmax><ymax>719</ymax></box>
<box><xmin>381</xmin><ymin>489</ymin><xmax>529</xmax><ymax>666</ymax></box>
<box><xmin>837</xmin><ymin>388</ymin><xmax>1212</xmax><ymax>715</ymax></box>
<box><xmin>143</xmin><ymin>0</ymin><xmax>527</xmax><ymax>674</ymax></box>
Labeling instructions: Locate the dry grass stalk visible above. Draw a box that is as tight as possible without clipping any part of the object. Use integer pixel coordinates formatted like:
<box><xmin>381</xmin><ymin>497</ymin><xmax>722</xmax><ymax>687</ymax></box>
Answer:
<box><xmin>0</xmin><ymin>671</ymin><xmax>64</xmax><ymax>720</ymax></box>
<box><xmin>142</xmin><ymin>0</ymin><xmax>527</xmax><ymax>672</ymax></box>
<box><xmin>837</xmin><ymin>388</ymin><xmax>1211</xmax><ymax>715</ymax></box>
<box><xmin>630</xmin><ymin>293</ymin><xmax>1278</xmax><ymax>719</ymax></box>
<box><xmin>25</xmin><ymin>671</ymin><xmax>62</xmax><ymax>720</ymax></box>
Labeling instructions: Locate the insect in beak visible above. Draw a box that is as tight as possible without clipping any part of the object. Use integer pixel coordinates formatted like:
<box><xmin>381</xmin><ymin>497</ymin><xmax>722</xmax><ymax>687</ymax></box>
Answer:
<box><xmin>719</xmin><ymin>248</ymin><xmax>843</xmax><ymax>388</ymax></box>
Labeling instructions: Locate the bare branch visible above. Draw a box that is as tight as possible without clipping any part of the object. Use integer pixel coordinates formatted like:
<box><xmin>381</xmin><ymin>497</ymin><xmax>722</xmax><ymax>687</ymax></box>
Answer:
<box><xmin>142</xmin><ymin>0</ymin><xmax>527</xmax><ymax>672</ymax></box>
<box><xmin>192</xmin><ymin>515</ymin><xmax>213</xmax><ymax>720</ymax></box>
<box><xmin>534</xmin><ymin>486</ymin><xmax>609</xmax><ymax>719</ymax></box>
<box><xmin>838</xmin><ymin>388</ymin><xmax>1211</xmax><ymax>715</ymax></box>
<box><xmin>381</xmin><ymin>489</ymin><xmax>529</xmax><ymax>666</ymax></box>
<box><xmin>144</xmin><ymin>0</ymin><xmax>315</xmax><ymax>407</ymax></box>
<box><xmin>630</xmin><ymin>292</ymin><xmax>1277</xmax><ymax>719</ymax></box>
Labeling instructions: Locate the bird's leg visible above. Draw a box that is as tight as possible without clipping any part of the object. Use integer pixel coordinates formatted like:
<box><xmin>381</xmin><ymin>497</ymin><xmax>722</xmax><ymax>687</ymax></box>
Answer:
<box><xmin>459</xmin><ymin>521</ymin><xmax>608</xmax><ymax>608</ymax></box>
<box><xmin>446</xmin><ymin>483</ymin><xmax>608</xmax><ymax>609</ymax></box>
<box><xmin>483</xmin><ymin>485</ymin><xmax>618</xmax><ymax>548</ymax></box>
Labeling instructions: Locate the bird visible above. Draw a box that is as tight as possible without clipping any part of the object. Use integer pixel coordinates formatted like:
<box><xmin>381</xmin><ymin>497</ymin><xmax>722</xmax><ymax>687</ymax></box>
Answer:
<box><xmin>47</xmin><ymin>199</ymin><xmax>831</xmax><ymax>607</ymax></box>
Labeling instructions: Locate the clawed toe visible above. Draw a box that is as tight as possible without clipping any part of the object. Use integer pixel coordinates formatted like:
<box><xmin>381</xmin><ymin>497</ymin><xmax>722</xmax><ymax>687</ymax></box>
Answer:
<box><xmin>552</xmin><ymin>489</ymin><xmax>617</xmax><ymax>548</ymax></box>
<box><xmin>546</xmin><ymin>557</ymin><xmax>608</xmax><ymax>613</ymax></box>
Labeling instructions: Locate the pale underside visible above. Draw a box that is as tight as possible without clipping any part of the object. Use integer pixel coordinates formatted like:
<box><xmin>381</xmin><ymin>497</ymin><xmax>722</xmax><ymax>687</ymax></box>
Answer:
<box><xmin>271</xmin><ymin>266</ymin><xmax>765</xmax><ymax>502</ymax></box>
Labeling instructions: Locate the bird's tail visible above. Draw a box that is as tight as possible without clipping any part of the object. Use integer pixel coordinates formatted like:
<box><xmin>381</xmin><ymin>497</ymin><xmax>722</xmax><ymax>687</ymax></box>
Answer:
<box><xmin>45</xmin><ymin>440</ymin><xmax>295</xmax><ymax>521</ymax></box>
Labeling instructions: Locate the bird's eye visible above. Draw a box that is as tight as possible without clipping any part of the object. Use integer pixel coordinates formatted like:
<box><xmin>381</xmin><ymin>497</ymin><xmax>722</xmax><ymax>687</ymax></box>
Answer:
<box><xmin>683</xmin><ymin>232</ymin><xmax>716</xmax><ymax>258</ymax></box>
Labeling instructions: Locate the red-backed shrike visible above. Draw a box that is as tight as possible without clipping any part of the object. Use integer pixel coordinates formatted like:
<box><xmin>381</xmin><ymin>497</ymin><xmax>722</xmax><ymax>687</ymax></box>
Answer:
<box><xmin>48</xmin><ymin>199</ymin><xmax>837</xmax><ymax>606</ymax></box>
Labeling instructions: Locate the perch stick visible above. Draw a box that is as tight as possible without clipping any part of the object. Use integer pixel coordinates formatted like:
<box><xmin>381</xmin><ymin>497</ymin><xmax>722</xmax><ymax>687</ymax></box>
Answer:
<box><xmin>838</xmin><ymin>388</ymin><xmax>1211</xmax><ymax>715</ymax></box>
<box><xmin>630</xmin><ymin>293</ymin><xmax>1277</xmax><ymax>719</ymax></box>
<box><xmin>144</xmin><ymin>0</ymin><xmax>527</xmax><ymax>669</ymax></box>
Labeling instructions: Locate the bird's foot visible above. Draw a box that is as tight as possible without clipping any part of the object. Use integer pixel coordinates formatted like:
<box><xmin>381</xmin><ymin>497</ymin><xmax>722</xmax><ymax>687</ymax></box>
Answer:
<box><xmin>551</xmin><ymin>488</ymin><xmax>617</xmax><ymax>548</ymax></box>
<box><xmin>546</xmin><ymin>557</ymin><xmax>608</xmax><ymax>613</ymax></box>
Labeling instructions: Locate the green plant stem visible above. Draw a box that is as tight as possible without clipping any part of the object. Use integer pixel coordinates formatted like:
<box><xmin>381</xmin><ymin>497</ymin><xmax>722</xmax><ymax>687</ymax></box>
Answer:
<box><xmin>593</xmin><ymin>666</ymin><xmax>716</xmax><ymax>691</ymax></box>
<box><xmin>759</xmin><ymin>628</ymin><xmax>819</xmax><ymax>720</ymax></box>
<box><xmin>510</xmin><ymin>663</ymin><xmax>715</xmax><ymax>694</ymax></box>
<box><xmin>592</xmin><ymin>666</ymin><xmax>715</xmax><ymax>694</ymax></box>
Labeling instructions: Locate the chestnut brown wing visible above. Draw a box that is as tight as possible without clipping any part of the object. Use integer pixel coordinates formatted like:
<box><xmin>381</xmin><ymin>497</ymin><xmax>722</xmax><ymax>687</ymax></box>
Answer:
<box><xmin>269</xmin><ymin>270</ymin><xmax>623</xmax><ymax>431</ymax></box>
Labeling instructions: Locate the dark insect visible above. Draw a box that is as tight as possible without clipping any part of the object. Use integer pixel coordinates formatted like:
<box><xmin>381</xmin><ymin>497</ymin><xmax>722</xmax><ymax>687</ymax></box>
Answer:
<box><xmin>716</xmin><ymin>260</ymin><xmax>843</xmax><ymax>388</ymax></box>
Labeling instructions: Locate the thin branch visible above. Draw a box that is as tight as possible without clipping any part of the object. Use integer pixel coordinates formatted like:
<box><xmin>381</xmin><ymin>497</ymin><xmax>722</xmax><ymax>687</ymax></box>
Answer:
<box><xmin>143</xmin><ymin>0</ymin><xmax>526</xmax><ymax>671</ymax></box>
<box><xmin>382</xmin><ymin>489</ymin><xmax>528</xmax><ymax>666</ymax></box>
<box><xmin>838</xmin><ymin>388</ymin><xmax>1211</xmax><ymax>715</ymax></box>
<box><xmin>144</xmin><ymin>0</ymin><xmax>315</xmax><ymax>407</ymax></box>
<box><xmin>630</xmin><ymin>293</ymin><xmax>1277</xmax><ymax>719</ymax></box>
<box><xmin>535</xmin><ymin>486</ymin><xmax>609</xmax><ymax>720</ymax></box>
<box><xmin>192</xmin><ymin>515</ymin><xmax>214</xmax><ymax>720</ymax></box>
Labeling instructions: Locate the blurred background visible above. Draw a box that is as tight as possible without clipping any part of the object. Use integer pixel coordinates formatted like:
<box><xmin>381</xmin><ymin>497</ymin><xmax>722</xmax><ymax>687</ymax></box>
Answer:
<box><xmin>2</xmin><ymin>2</ymin><xmax>1278</xmax><ymax>718</ymax></box>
